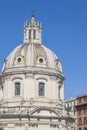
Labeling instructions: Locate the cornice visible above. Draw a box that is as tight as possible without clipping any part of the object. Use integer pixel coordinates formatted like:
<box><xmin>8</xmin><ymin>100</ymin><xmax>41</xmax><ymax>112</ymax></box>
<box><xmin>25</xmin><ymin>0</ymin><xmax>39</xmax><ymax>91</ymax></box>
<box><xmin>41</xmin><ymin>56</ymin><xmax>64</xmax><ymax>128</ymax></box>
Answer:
<box><xmin>2</xmin><ymin>66</ymin><xmax>64</xmax><ymax>79</ymax></box>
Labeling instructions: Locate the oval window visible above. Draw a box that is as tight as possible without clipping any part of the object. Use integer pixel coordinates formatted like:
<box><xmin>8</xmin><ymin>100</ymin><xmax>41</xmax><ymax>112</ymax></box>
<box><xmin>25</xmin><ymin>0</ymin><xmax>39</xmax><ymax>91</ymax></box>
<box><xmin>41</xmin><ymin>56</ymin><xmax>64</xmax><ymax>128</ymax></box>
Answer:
<box><xmin>17</xmin><ymin>58</ymin><xmax>21</xmax><ymax>63</ymax></box>
<box><xmin>39</xmin><ymin>58</ymin><xmax>43</xmax><ymax>63</ymax></box>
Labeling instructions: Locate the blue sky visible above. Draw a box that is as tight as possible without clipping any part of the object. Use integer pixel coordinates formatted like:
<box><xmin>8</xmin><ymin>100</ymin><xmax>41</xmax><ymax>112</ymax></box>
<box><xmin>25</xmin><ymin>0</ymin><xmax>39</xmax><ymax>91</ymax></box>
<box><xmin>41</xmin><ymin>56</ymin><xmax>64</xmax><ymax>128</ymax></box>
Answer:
<box><xmin>0</xmin><ymin>0</ymin><xmax>87</xmax><ymax>99</ymax></box>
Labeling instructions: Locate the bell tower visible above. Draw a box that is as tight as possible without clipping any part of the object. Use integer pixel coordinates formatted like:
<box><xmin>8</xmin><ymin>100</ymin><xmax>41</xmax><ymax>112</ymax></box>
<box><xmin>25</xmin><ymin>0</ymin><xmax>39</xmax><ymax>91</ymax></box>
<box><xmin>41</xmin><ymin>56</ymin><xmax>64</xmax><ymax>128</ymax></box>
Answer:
<box><xmin>24</xmin><ymin>14</ymin><xmax>42</xmax><ymax>44</ymax></box>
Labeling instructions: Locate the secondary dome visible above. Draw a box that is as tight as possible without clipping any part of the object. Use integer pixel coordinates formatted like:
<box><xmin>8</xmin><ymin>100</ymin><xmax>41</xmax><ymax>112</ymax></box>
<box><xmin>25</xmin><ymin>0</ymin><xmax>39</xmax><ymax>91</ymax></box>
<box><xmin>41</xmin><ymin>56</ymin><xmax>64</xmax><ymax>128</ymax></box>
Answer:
<box><xmin>2</xmin><ymin>15</ymin><xmax>62</xmax><ymax>73</ymax></box>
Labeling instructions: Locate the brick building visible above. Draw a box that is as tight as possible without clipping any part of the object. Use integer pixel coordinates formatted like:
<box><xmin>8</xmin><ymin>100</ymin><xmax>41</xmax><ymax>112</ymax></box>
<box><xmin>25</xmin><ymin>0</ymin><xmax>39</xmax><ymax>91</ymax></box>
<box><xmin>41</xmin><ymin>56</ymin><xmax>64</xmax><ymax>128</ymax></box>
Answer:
<box><xmin>76</xmin><ymin>95</ymin><xmax>87</xmax><ymax>130</ymax></box>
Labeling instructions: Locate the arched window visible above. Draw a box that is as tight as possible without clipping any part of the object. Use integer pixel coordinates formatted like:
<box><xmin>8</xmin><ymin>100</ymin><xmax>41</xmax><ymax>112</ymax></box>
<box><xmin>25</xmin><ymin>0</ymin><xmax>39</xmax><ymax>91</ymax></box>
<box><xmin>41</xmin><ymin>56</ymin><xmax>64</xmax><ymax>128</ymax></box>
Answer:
<box><xmin>15</xmin><ymin>83</ymin><xmax>20</xmax><ymax>96</ymax></box>
<box><xmin>38</xmin><ymin>83</ymin><xmax>45</xmax><ymax>96</ymax></box>
<box><xmin>33</xmin><ymin>29</ymin><xmax>36</xmax><ymax>39</ymax></box>
<box><xmin>58</xmin><ymin>85</ymin><xmax>61</xmax><ymax>99</ymax></box>
<box><xmin>78</xmin><ymin>117</ymin><xmax>82</xmax><ymax>125</ymax></box>
<box><xmin>29</xmin><ymin>29</ymin><xmax>31</xmax><ymax>40</ymax></box>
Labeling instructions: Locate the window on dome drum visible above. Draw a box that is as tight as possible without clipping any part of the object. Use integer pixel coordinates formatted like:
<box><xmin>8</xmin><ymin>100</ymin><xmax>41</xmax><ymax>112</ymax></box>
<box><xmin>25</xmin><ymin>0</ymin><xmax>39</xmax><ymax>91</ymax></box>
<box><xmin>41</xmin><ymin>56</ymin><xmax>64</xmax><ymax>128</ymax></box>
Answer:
<box><xmin>38</xmin><ymin>83</ymin><xmax>45</xmax><ymax>96</ymax></box>
<box><xmin>33</xmin><ymin>29</ymin><xmax>36</xmax><ymax>39</ymax></box>
<box><xmin>29</xmin><ymin>29</ymin><xmax>31</xmax><ymax>40</ymax></box>
<box><xmin>15</xmin><ymin>83</ymin><xmax>20</xmax><ymax>96</ymax></box>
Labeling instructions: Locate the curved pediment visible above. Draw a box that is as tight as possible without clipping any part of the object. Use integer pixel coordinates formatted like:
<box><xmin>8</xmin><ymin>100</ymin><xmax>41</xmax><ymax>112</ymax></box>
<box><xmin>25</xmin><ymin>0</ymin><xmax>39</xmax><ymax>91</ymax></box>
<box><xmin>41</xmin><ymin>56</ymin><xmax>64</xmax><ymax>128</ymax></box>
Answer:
<box><xmin>30</xmin><ymin>106</ymin><xmax>62</xmax><ymax>117</ymax></box>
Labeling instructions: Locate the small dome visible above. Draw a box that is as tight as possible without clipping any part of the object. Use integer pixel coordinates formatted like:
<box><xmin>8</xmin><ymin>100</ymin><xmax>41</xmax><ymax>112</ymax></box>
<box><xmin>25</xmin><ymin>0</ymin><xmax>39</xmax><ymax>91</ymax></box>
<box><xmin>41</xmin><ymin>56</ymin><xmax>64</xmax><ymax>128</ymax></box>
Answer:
<box><xmin>2</xmin><ymin>43</ymin><xmax>62</xmax><ymax>72</ymax></box>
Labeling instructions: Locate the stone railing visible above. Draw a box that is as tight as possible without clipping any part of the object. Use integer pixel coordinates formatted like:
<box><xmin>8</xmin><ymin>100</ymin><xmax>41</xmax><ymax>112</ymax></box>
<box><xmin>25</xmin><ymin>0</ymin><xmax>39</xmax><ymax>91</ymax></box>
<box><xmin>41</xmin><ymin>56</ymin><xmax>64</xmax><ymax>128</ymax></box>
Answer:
<box><xmin>0</xmin><ymin>106</ymin><xmax>30</xmax><ymax>117</ymax></box>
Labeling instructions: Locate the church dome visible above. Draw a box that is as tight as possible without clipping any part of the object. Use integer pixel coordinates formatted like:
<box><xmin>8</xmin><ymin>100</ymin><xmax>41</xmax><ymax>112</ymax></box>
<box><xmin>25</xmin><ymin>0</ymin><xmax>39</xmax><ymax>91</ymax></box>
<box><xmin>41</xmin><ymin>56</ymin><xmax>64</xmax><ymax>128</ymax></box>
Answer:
<box><xmin>2</xmin><ymin>16</ymin><xmax>62</xmax><ymax>73</ymax></box>
<box><xmin>2</xmin><ymin>42</ymin><xmax>62</xmax><ymax>73</ymax></box>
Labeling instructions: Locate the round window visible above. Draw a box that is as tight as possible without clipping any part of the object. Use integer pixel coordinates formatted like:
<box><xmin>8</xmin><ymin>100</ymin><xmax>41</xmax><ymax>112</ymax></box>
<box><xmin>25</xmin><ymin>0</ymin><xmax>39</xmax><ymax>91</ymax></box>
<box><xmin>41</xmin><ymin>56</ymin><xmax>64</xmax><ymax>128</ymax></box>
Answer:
<box><xmin>39</xmin><ymin>58</ymin><xmax>43</xmax><ymax>63</ymax></box>
<box><xmin>17</xmin><ymin>58</ymin><xmax>21</xmax><ymax>63</ymax></box>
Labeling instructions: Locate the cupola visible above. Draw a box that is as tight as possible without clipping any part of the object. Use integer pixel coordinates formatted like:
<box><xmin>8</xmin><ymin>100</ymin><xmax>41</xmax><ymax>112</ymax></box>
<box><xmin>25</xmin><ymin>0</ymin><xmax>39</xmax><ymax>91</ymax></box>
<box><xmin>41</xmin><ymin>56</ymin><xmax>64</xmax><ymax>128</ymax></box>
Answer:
<box><xmin>24</xmin><ymin>14</ymin><xmax>42</xmax><ymax>44</ymax></box>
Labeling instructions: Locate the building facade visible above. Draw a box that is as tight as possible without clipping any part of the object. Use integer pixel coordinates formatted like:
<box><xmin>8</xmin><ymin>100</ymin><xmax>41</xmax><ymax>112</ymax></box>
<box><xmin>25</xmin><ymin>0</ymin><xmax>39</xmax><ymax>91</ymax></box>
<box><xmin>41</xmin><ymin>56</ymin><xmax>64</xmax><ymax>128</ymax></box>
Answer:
<box><xmin>0</xmin><ymin>15</ymin><xmax>75</xmax><ymax>130</ymax></box>
<box><xmin>75</xmin><ymin>95</ymin><xmax>87</xmax><ymax>130</ymax></box>
<box><xmin>65</xmin><ymin>97</ymin><xmax>76</xmax><ymax>118</ymax></box>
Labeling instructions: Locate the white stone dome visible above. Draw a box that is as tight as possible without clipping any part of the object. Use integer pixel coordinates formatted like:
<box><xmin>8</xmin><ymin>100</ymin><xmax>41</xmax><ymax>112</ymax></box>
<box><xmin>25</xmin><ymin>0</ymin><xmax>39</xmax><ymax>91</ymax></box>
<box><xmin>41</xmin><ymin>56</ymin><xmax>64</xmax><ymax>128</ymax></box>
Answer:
<box><xmin>2</xmin><ymin>42</ymin><xmax>62</xmax><ymax>73</ymax></box>
<box><xmin>2</xmin><ymin>16</ymin><xmax>63</xmax><ymax>74</ymax></box>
